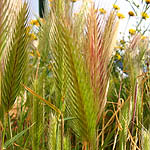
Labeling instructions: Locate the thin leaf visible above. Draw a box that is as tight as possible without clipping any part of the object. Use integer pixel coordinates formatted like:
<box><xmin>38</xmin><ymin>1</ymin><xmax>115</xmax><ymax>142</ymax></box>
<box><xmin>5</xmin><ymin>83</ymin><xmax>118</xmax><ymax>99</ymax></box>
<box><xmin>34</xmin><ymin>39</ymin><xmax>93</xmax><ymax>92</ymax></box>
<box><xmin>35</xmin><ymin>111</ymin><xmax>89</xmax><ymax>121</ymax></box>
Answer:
<box><xmin>3</xmin><ymin>123</ymin><xmax>35</xmax><ymax>149</ymax></box>
<box><xmin>22</xmin><ymin>84</ymin><xmax>61</xmax><ymax>115</ymax></box>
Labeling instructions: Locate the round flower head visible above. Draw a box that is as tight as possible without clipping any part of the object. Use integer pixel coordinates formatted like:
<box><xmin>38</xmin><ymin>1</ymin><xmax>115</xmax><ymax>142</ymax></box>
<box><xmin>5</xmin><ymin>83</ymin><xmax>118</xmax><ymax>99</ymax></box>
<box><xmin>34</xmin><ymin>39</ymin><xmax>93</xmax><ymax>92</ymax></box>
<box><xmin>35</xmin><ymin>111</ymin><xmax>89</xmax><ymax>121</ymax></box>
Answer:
<box><xmin>113</xmin><ymin>4</ymin><xmax>120</xmax><ymax>10</ymax></box>
<box><xmin>99</xmin><ymin>8</ymin><xmax>106</xmax><ymax>14</ymax></box>
<box><xmin>116</xmin><ymin>53</ymin><xmax>121</xmax><ymax>60</ymax></box>
<box><xmin>129</xmin><ymin>29</ymin><xmax>136</xmax><ymax>35</ymax></box>
<box><xmin>145</xmin><ymin>0</ymin><xmax>150</xmax><ymax>4</ymax></box>
<box><xmin>120</xmin><ymin>40</ymin><xmax>125</xmax><ymax>45</ymax></box>
<box><xmin>141</xmin><ymin>36</ymin><xmax>147</xmax><ymax>40</ymax></box>
<box><xmin>117</xmin><ymin>13</ymin><xmax>125</xmax><ymax>19</ymax></box>
<box><xmin>128</xmin><ymin>11</ymin><xmax>135</xmax><ymax>16</ymax></box>
<box><xmin>141</xmin><ymin>12</ymin><xmax>149</xmax><ymax>19</ymax></box>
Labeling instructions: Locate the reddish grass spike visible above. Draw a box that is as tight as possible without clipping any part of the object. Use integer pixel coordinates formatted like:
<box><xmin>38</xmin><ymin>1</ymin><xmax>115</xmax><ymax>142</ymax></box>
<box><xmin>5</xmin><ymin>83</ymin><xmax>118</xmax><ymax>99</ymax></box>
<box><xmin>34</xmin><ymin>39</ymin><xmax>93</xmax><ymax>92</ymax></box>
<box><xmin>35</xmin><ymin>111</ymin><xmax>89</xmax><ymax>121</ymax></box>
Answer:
<box><xmin>85</xmin><ymin>5</ymin><xmax>119</xmax><ymax>124</ymax></box>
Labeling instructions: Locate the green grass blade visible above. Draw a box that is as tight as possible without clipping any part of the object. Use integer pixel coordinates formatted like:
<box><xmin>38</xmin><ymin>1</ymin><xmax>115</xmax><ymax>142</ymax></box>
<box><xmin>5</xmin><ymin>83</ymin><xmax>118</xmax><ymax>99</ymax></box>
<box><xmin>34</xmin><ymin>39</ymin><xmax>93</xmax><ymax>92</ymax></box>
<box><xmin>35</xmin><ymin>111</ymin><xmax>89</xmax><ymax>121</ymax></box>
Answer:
<box><xmin>3</xmin><ymin>123</ymin><xmax>35</xmax><ymax>149</ymax></box>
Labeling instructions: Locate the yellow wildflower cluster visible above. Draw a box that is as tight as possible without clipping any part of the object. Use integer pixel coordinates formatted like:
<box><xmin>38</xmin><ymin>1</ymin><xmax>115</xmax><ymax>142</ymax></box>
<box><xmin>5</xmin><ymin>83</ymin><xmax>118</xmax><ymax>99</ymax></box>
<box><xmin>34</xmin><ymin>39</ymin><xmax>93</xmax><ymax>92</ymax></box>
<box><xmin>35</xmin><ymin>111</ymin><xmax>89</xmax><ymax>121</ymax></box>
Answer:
<box><xmin>129</xmin><ymin>29</ymin><xmax>136</xmax><ymax>35</ymax></box>
<box><xmin>117</xmin><ymin>13</ymin><xmax>125</xmax><ymax>19</ymax></box>
<box><xmin>99</xmin><ymin>8</ymin><xmax>106</xmax><ymax>14</ymax></box>
<box><xmin>141</xmin><ymin>12</ymin><xmax>149</xmax><ymax>19</ymax></box>
<box><xmin>128</xmin><ymin>11</ymin><xmax>135</xmax><ymax>16</ymax></box>
<box><xmin>113</xmin><ymin>4</ymin><xmax>120</xmax><ymax>10</ymax></box>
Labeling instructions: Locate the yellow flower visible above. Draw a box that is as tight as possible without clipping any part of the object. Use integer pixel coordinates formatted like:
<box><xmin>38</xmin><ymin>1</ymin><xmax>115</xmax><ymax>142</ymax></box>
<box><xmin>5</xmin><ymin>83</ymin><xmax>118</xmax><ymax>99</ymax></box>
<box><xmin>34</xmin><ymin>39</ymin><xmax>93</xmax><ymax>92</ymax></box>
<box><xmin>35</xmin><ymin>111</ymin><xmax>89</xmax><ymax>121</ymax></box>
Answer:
<box><xmin>120</xmin><ymin>40</ymin><xmax>125</xmax><ymax>45</ymax></box>
<box><xmin>141</xmin><ymin>12</ymin><xmax>149</xmax><ymax>19</ymax></box>
<box><xmin>128</xmin><ymin>11</ymin><xmax>135</xmax><ymax>16</ymax></box>
<box><xmin>113</xmin><ymin>4</ymin><xmax>120</xmax><ymax>10</ymax></box>
<box><xmin>29</xmin><ymin>33</ymin><xmax>37</xmax><ymax>40</ymax></box>
<box><xmin>114</xmin><ymin>46</ymin><xmax>124</xmax><ymax>50</ymax></box>
<box><xmin>129</xmin><ymin>29</ymin><xmax>136</xmax><ymax>35</ymax></box>
<box><xmin>49</xmin><ymin>0</ymin><xmax>53</xmax><ymax>2</ymax></box>
<box><xmin>99</xmin><ymin>8</ymin><xmax>106</xmax><ymax>14</ymax></box>
<box><xmin>30</xmin><ymin>20</ymin><xmax>40</xmax><ymax>26</ymax></box>
<box><xmin>25</xmin><ymin>26</ymin><xmax>31</xmax><ymax>34</ymax></box>
<box><xmin>145</xmin><ymin>0</ymin><xmax>150</xmax><ymax>4</ymax></box>
<box><xmin>141</xmin><ymin>36</ymin><xmax>147</xmax><ymax>40</ymax></box>
<box><xmin>116</xmin><ymin>53</ymin><xmax>121</xmax><ymax>60</ymax></box>
<box><xmin>117</xmin><ymin>13</ymin><xmax>125</xmax><ymax>19</ymax></box>
<box><xmin>29</xmin><ymin>52</ymin><xmax>34</xmax><ymax>57</ymax></box>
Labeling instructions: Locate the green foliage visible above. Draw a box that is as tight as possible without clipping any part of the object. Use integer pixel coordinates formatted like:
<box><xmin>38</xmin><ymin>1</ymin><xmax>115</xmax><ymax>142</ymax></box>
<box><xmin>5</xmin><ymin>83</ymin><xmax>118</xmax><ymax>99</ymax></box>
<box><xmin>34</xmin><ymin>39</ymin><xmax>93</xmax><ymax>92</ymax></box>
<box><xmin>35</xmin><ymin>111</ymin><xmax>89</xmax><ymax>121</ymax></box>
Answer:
<box><xmin>3</xmin><ymin>123</ymin><xmax>34</xmax><ymax>149</ymax></box>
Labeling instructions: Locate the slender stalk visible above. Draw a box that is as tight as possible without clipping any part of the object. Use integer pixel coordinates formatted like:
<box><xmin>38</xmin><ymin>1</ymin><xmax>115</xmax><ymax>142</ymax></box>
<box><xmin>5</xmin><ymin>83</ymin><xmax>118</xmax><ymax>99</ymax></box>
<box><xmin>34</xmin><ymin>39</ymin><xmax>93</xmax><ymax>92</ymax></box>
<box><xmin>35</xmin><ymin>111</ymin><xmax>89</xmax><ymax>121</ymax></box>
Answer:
<box><xmin>136</xmin><ymin>18</ymin><xmax>143</xmax><ymax>31</ymax></box>
<box><xmin>32</xmin><ymin>80</ymin><xmax>39</xmax><ymax>150</ymax></box>
<box><xmin>101</xmin><ymin>112</ymin><xmax>105</xmax><ymax>150</ymax></box>
<box><xmin>0</xmin><ymin>65</ymin><xmax>2</xmax><ymax>150</ymax></box>
<box><xmin>32</xmin><ymin>57</ymin><xmax>40</xmax><ymax>150</ymax></box>
<box><xmin>42</xmin><ymin>80</ymin><xmax>45</xmax><ymax>149</ymax></box>
<box><xmin>2</xmin><ymin>113</ymin><xmax>8</xmax><ymax>150</ymax></box>
<box><xmin>8</xmin><ymin>113</ymin><xmax>14</xmax><ymax>150</ymax></box>
<box><xmin>55</xmin><ymin>121</ymin><xmax>59</xmax><ymax>150</ymax></box>
<box><xmin>60</xmin><ymin>114</ymin><xmax>64</xmax><ymax>150</ymax></box>
<box><xmin>0</xmin><ymin>122</ymin><xmax>2</xmax><ymax>150</ymax></box>
<box><xmin>0</xmin><ymin>64</ymin><xmax>1</xmax><ymax>106</ymax></box>
<box><xmin>131</xmin><ymin>82</ymin><xmax>138</xmax><ymax>135</ymax></box>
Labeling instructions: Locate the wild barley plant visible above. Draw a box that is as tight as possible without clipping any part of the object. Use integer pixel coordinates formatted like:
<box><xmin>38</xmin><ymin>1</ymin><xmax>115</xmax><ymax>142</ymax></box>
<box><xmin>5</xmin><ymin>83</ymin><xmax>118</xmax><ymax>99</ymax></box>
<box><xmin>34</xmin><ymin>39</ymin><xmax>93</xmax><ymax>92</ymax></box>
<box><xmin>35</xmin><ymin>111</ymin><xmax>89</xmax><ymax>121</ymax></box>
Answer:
<box><xmin>40</xmin><ymin>0</ymin><xmax>119</xmax><ymax>149</ymax></box>
<box><xmin>0</xmin><ymin>0</ymin><xmax>29</xmax><ymax>149</ymax></box>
